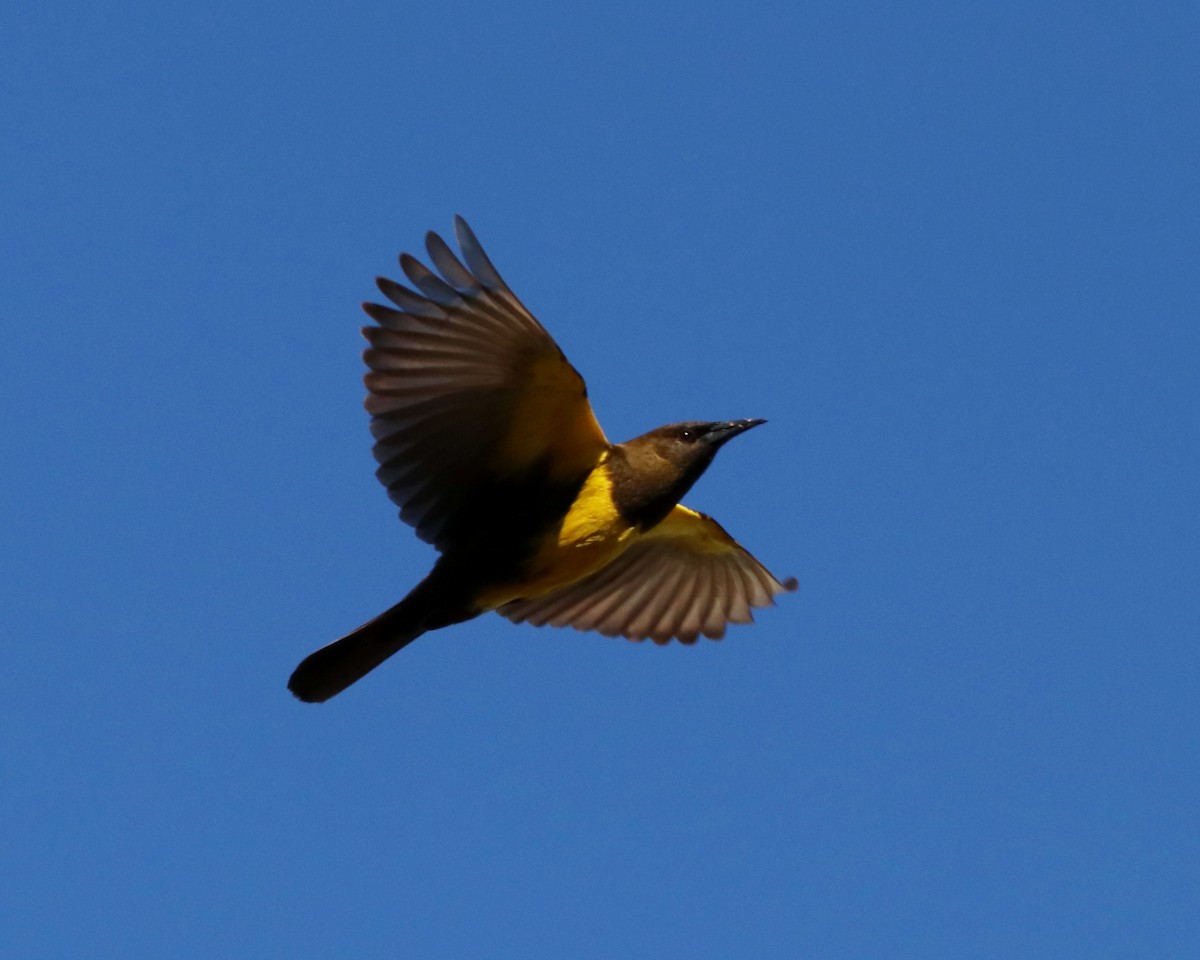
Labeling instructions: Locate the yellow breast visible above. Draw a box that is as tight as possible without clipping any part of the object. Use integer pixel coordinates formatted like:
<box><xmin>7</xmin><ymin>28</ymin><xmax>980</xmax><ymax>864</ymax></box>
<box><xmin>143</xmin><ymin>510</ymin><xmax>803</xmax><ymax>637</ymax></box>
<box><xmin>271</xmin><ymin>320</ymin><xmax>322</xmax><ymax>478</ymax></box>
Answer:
<box><xmin>477</xmin><ymin>454</ymin><xmax>636</xmax><ymax>608</ymax></box>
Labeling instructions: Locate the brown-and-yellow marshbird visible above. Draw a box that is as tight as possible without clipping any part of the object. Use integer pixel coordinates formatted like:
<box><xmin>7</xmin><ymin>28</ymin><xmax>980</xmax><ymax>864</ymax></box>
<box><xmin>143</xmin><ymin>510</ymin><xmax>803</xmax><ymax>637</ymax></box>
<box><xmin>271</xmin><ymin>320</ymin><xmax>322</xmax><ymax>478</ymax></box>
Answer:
<box><xmin>288</xmin><ymin>218</ymin><xmax>796</xmax><ymax>702</ymax></box>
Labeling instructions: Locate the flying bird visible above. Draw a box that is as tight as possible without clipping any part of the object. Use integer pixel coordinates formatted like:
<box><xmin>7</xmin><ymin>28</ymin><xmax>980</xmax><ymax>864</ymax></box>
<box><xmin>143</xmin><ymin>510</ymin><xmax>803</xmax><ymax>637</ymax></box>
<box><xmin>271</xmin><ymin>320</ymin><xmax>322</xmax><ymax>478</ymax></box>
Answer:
<box><xmin>288</xmin><ymin>217</ymin><xmax>796</xmax><ymax>702</ymax></box>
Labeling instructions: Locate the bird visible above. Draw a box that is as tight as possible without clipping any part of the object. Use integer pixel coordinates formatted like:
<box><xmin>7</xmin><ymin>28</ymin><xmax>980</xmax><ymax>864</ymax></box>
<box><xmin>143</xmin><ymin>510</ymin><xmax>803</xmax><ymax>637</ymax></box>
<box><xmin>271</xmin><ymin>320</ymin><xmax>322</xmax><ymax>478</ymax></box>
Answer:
<box><xmin>287</xmin><ymin>217</ymin><xmax>797</xmax><ymax>702</ymax></box>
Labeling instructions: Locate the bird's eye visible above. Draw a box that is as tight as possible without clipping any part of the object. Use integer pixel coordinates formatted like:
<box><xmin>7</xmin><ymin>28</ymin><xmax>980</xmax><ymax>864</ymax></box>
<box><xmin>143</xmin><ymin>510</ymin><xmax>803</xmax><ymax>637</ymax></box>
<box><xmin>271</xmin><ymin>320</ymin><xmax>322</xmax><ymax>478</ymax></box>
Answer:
<box><xmin>680</xmin><ymin>429</ymin><xmax>694</xmax><ymax>441</ymax></box>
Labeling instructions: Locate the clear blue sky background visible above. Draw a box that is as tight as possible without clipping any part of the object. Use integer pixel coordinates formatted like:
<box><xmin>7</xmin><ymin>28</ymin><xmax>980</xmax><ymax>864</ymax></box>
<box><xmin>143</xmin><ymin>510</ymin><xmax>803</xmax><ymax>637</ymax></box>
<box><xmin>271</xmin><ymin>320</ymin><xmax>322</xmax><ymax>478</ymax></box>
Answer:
<box><xmin>3</xmin><ymin>1</ymin><xmax>1197</xmax><ymax>956</ymax></box>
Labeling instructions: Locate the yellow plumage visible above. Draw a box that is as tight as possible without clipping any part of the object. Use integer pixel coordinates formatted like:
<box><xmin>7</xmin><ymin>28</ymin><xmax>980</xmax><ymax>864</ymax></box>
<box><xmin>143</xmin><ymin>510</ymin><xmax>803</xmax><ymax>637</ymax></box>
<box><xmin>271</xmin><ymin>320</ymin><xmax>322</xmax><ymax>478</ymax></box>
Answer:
<box><xmin>478</xmin><ymin>454</ymin><xmax>637</xmax><ymax>608</ymax></box>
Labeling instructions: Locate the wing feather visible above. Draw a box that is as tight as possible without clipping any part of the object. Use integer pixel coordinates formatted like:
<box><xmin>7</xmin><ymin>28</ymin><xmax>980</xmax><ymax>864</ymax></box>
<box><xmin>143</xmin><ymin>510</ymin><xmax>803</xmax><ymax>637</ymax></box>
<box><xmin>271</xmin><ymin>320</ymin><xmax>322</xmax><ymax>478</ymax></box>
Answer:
<box><xmin>454</xmin><ymin>215</ymin><xmax>509</xmax><ymax>291</ymax></box>
<box><xmin>424</xmin><ymin>231</ymin><xmax>479</xmax><ymax>290</ymax></box>
<box><xmin>361</xmin><ymin>218</ymin><xmax>608</xmax><ymax>549</ymax></box>
<box><xmin>627</xmin><ymin>561</ymin><xmax>686</xmax><ymax>643</ymax></box>
<box><xmin>657</xmin><ymin>564</ymin><xmax>701</xmax><ymax>644</ymax></box>
<box><xmin>500</xmin><ymin>505</ymin><xmax>796</xmax><ymax>644</ymax></box>
<box><xmin>375</xmin><ymin>278</ymin><xmax>447</xmax><ymax>318</ymax></box>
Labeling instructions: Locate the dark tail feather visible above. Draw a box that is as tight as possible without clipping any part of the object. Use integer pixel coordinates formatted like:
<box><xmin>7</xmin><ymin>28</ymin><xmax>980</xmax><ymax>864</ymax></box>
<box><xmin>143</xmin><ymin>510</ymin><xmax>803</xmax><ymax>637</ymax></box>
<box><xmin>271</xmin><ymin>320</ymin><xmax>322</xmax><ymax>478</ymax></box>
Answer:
<box><xmin>287</xmin><ymin>601</ymin><xmax>423</xmax><ymax>703</ymax></box>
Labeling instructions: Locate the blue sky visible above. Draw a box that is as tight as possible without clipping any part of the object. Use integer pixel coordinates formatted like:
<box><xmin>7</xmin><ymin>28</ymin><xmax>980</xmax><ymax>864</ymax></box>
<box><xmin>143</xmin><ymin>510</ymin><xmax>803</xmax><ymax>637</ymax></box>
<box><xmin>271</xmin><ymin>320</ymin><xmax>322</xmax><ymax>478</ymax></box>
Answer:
<box><xmin>3</xmin><ymin>1</ymin><xmax>1198</xmax><ymax>956</ymax></box>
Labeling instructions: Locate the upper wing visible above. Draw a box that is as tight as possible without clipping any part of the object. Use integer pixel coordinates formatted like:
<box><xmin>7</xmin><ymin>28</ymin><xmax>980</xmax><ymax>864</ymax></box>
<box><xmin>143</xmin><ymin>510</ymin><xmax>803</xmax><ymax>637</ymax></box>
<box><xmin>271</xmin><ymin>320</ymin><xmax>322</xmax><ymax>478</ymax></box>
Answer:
<box><xmin>362</xmin><ymin>216</ymin><xmax>609</xmax><ymax>549</ymax></box>
<box><xmin>499</xmin><ymin>505</ymin><xmax>797</xmax><ymax>644</ymax></box>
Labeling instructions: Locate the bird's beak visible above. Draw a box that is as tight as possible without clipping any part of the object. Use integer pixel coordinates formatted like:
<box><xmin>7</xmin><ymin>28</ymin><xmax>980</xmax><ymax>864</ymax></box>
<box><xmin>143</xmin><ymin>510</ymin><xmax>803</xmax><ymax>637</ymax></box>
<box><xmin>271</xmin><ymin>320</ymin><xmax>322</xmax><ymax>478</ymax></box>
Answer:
<box><xmin>702</xmin><ymin>418</ymin><xmax>767</xmax><ymax>447</ymax></box>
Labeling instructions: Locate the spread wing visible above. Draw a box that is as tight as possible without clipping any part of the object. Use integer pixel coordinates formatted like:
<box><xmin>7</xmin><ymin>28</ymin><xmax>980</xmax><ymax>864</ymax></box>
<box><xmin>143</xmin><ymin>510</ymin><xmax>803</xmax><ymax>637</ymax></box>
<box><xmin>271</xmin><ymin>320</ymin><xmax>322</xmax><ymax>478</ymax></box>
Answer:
<box><xmin>362</xmin><ymin>216</ymin><xmax>609</xmax><ymax>550</ymax></box>
<box><xmin>499</xmin><ymin>506</ymin><xmax>797</xmax><ymax>644</ymax></box>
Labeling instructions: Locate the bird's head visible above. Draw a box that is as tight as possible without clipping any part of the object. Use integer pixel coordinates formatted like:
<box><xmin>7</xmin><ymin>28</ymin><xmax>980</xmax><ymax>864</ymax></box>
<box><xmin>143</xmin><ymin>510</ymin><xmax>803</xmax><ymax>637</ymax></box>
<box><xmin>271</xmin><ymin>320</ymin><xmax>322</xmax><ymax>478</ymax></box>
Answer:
<box><xmin>611</xmin><ymin>419</ymin><xmax>767</xmax><ymax>529</ymax></box>
<box><xmin>645</xmin><ymin>418</ymin><xmax>766</xmax><ymax>463</ymax></box>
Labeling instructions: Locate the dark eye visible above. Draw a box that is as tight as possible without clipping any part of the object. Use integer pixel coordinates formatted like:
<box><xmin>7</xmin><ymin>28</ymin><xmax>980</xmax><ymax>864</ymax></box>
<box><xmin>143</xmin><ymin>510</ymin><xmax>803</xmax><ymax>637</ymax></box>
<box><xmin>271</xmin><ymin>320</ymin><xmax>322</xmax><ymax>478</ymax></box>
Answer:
<box><xmin>679</xmin><ymin>428</ymin><xmax>694</xmax><ymax>441</ymax></box>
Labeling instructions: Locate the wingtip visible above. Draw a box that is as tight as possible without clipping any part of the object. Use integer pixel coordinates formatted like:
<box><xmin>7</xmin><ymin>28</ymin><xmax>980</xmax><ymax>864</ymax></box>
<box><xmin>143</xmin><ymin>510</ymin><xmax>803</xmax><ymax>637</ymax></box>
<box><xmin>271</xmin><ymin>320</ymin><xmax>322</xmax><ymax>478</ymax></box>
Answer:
<box><xmin>451</xmin><ymin>215</ymin><xmax>508</xmax><ymax>291</ymax></box>
<box><xmin>452</xmin><ymin>214</ymin><xmax>477</xmax><ymax>250</ymax></box>
<box><xmin>362</xmin><ymin>300</ymin><xmax>404</xmax><ymax>328</ymax></box>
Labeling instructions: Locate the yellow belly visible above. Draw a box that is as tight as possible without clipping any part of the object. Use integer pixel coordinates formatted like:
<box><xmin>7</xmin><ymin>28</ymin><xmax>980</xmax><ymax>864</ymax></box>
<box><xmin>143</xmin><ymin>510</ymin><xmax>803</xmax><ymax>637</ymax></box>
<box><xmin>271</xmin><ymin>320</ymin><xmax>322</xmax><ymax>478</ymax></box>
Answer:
<box><xmin>476</xmin><ymin>456</ymin><xmax>636</xmax><ymax>608</ymax></box>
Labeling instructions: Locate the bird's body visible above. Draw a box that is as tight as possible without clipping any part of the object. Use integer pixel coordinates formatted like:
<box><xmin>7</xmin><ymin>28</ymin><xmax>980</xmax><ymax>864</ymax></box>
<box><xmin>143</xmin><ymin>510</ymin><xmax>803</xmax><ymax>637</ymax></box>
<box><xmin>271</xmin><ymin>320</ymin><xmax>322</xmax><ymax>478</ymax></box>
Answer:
<box><xmin>288</xmin><ymin>218</ymin><xmax>796</xmax><ymax>702</ymax></box>
<box><xmin>478</xmin><ymin>453</ymin><xmax>630</xmax><ymax>606</ymax></box>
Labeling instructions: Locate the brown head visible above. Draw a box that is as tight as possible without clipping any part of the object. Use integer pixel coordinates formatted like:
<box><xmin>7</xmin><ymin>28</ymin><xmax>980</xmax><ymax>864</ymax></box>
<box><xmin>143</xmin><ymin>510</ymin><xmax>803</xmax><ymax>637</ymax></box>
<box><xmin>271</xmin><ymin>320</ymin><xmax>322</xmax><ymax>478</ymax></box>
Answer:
<box><xmin>606</xmin><ymin>418</ymin><xmax>767</xmax><ymax>531</ymax></box>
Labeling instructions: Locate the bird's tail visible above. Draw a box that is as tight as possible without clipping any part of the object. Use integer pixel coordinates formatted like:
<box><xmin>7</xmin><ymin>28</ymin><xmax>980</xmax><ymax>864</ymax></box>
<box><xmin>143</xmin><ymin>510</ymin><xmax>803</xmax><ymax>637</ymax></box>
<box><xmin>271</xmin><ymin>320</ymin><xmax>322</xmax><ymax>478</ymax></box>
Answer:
<box><xmin>287</xmin><ymin>599</ymin><xmax>425</xmax><ymax>703</ymax></box>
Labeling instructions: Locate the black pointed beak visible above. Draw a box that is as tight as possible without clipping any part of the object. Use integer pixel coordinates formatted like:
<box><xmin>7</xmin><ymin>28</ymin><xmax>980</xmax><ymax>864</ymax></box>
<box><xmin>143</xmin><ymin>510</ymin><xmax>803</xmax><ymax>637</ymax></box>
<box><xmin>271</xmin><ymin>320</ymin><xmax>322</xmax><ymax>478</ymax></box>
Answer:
<box><xmin>702</xmin><ymin>418</ymin><xmax>767</xmax><ymax>447</ymax></box>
